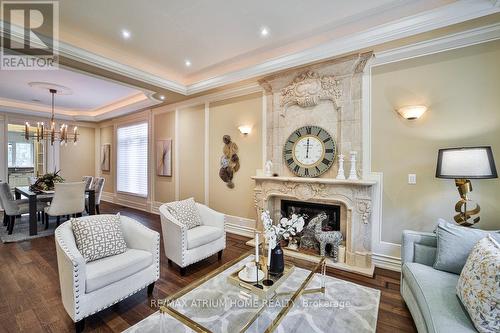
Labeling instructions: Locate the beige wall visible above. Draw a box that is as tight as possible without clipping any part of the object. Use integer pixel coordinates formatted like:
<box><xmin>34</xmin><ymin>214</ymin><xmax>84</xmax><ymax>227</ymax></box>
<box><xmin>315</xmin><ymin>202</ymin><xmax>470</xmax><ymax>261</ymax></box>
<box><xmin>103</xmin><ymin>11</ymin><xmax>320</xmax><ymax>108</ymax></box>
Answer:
<box><xmin>154</xmin><ymin>109</ymin><xmax>176</xmax><ymax>203</ymax></box>
<box><xmin>372</xmin><ymin>40</ymin><xmax>500</xmax><ymax>244</ymax></box>
<box><xmin>178</xmin><ymin>104</ymin><xmax>205</xmax><ymax>202</ymax></box>
<box><xmin>60</xmin><ymin>126</ymin><xmax>95</xmax><ymax>181</ymax></box>
<box><xmin>99</xmin><ymin>126</ymin><xmax>114</xmax><ymax>192</ymax></box>
<box><xmin>209</xmin><ymin>93</ymin><xmax>262</xmax><ymax>220</ymax></box>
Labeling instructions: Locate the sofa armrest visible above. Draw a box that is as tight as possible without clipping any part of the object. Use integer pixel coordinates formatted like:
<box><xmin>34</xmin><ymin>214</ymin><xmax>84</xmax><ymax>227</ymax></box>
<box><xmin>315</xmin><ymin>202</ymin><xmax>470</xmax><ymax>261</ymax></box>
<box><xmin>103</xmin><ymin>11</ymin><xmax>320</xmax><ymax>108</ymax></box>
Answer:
<box><xmin>159</xmin><ymin>204</ymin><xmax>187</xmax><ymax>267</ymax></box>
<box><xmin>54</xmin><ymin>221</ymin><xmax>87</xmax><ymax>322</ymax></box>
<box><xmin>197</xmin><ymin>203</ymin><xmax>225</xmax><ymax>230</ymax></box>
<box><xmin>401</xmin><ymin>230</ymin><xmax>437</xmax><ymax>266</ymax></box>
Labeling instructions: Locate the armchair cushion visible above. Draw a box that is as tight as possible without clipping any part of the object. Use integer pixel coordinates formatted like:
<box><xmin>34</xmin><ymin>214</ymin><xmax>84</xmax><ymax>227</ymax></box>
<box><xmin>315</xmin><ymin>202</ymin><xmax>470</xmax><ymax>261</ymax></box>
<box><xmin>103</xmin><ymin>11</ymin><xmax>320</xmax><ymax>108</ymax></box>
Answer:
<box><xmin>72</xmin><ymin>213</ymin><xmax>127</xmax><ymax>262</ymax></box>
<box><xmin>166</xmin><ymin>197</ymin><xmax>202</xmax><ymax>230</ymax></box>
<box><xmin>85</xmin><ymin>248</ymin><xmax>153</xmax><ymax>293</ymax></box>
<box><xmin>187</xmin><ymin>225</ymin><xmax>223</xmax><ymax>250</ymax></box>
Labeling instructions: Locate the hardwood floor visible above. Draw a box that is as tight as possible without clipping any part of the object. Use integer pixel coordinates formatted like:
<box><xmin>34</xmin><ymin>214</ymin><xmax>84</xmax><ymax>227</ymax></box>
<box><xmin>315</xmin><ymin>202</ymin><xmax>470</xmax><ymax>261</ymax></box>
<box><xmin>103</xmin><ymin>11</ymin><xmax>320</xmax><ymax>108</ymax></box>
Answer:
<box><xmin>0</xmin><ymin>202</ymin><xmax>417</xmax><ymax>333</ymax></box>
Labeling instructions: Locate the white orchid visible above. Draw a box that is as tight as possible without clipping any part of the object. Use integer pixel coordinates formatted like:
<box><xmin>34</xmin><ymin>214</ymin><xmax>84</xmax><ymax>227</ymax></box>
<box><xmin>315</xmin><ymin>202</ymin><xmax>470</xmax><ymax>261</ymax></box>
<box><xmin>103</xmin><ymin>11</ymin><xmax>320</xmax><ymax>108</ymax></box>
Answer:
<box><xmin>261</xmin><ymin>210</ymin><xmax>306</xmax><ymax>250</ymax></box>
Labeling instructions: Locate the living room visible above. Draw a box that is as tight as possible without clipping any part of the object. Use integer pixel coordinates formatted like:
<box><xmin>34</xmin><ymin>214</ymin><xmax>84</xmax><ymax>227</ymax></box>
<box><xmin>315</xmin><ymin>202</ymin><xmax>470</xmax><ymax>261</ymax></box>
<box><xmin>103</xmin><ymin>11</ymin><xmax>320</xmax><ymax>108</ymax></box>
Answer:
<box><xmin>0</xmin><ymin>1</ymin><xmax>499</xmax><ymax>333</ymax></box>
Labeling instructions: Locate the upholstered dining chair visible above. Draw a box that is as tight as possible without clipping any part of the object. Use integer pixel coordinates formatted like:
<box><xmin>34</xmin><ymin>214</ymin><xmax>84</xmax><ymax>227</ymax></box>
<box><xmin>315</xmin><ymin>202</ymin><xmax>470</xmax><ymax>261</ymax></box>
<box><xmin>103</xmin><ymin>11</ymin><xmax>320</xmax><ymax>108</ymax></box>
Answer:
<box><xmin>81</xmin><ymin>176</ymin><xmax>93</xmax><ymax>191</ymax></box>
<box><xmin>0</xmin><ymin>182</ymin><xmax>47</xmax><ymax>234</ymax></box>
<box><xmin>55</xmin><ymin>214</ymin><xmax>160</xmax><ymax>333</ymax></box>
<box><xmin>159</xmin><ymin>200</ymin><xmax>226</xmax><ymax>275</ymax></box>
<box><xmin>45</xmin><ymin>182</ymin><xmax>86</xmax><ymax>229</ymax></box>
<box><xmin>86</xmin><ymin>177</ymin><xmax>105</xmax><ymax>214</ymax></box>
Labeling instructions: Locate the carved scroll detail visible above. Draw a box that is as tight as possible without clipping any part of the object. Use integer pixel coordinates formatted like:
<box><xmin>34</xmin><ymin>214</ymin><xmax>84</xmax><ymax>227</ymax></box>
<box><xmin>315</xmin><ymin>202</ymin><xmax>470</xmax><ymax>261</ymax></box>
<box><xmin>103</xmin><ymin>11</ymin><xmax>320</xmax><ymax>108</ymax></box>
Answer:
<box><xmin>280</xmin><ymin>71</ymin><xmax>342</xmax><ymax>108</ymax></box>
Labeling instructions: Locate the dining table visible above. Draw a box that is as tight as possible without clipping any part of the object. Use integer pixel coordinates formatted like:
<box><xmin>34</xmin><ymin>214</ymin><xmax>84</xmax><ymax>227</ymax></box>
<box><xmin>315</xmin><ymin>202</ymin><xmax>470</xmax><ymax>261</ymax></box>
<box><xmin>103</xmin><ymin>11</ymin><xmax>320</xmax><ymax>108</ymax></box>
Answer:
<box><xmin>14</xmin><ymin>186</ymin><xmax>96</xmax><ymax>236</ymax></box>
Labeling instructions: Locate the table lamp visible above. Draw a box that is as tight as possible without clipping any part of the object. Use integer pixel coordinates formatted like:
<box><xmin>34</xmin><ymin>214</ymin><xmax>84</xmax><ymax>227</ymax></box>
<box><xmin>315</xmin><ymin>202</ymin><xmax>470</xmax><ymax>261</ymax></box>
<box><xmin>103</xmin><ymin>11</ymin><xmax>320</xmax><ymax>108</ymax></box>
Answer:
<box><xmin>436</xmin><ymin>146</ymin><xmax>497</xmax><ymax>226</ymax></box>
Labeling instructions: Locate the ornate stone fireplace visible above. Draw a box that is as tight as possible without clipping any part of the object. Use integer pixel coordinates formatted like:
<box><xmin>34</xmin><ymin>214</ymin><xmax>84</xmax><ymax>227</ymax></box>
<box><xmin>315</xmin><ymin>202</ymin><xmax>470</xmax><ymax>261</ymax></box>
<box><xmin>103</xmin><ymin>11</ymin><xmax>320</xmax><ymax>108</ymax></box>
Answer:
<box><xmin>252</xmin><ymin>52</ymin><xmax>377</xmax><ymax>276</ymax></box>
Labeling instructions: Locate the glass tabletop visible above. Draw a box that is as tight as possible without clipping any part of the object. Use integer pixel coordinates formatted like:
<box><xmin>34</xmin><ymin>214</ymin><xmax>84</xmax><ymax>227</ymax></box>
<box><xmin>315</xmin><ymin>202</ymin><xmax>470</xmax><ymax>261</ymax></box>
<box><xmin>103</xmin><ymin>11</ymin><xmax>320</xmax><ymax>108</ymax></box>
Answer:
<box><xmin>161</xmin><ymin>250</ymin><xmax>326</xmax><ymax>333</ymax></box>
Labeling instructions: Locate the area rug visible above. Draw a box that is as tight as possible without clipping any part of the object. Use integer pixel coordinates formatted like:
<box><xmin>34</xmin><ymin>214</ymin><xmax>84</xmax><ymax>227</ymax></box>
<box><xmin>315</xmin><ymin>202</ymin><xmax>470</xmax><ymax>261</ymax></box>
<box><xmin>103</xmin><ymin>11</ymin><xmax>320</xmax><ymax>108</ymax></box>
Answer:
<box><xmin>124</xmin><ymin>256</ymin><xmax>380</xmax><ymax>333</ymax></box>
<box><xmin>0</xmin><ymin>213</ymin><xmax>57</xmax><ymax>243</ymax></box>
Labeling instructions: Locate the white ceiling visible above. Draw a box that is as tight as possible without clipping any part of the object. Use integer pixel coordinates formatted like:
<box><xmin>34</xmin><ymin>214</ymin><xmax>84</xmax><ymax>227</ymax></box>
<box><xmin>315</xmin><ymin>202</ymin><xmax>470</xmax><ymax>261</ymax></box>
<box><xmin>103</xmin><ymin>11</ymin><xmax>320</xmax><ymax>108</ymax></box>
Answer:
<box><xmin>58</xmin><ymin>0</ymin><xmax>457</xmax><ymax>84</ymax></box>
<box><xmin>0</xmin><ymin>68</ymin><xmax>139</xmax><ymax>110</ymax></box>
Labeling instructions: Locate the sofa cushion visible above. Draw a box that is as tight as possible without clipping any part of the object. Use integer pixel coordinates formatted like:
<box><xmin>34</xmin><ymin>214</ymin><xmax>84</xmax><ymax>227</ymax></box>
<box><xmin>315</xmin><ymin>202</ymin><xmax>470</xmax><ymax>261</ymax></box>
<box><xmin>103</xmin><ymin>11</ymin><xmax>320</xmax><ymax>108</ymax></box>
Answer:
<box><xmin>402</xmin><ymin>262</ymin><xmax>477</xmax><ymax>333</ymax></box>
<box><xmin>434</xmin><ymin>219</ymin><xmax>500</xmax><ymax>274</ymax></box>
<box><xmin>187</xmin><ymin>225</ymin><xmax>223</xmax><ymax>250</ymax></box>
<box><xmin>86</xmin><ymin>248</ymin><xmax>153</xmax><ymax>293</ymax></box>
<box><xmin>457</xmin><ymin>236</ymin><xmax>500</xmax><ymax>333</ymax></box>
<box><xmin>72</xmin><ymin>213</ymin><xmax>127</xmax><ymax>262</ymax></box>
<box><xmin>166</xmin><ymin>198</ymin><xmax>202</xmax><ymax>230</ymax></box>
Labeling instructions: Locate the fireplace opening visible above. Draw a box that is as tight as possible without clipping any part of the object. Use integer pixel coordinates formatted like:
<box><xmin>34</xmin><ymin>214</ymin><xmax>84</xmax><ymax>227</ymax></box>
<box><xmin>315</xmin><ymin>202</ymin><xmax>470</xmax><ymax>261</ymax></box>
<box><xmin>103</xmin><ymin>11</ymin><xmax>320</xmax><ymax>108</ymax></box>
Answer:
<box><xmin>280</xmin><ymin>200</ymin><xmax>340</xmax><ymax>231</ymax></box>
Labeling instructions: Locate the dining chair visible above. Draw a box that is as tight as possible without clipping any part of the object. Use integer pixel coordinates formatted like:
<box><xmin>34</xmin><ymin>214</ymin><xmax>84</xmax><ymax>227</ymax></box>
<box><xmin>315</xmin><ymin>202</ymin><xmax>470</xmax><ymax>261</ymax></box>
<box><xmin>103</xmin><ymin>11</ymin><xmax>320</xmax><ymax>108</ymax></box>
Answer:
<box><xmin>44</xmin><ymin>182</ymin><xmax>86</xmax><ymax>229</ymax></box>
<box><xmin>0</xmin><ymin>182</ymin><xmax>47</xmax><ymax>234</ymax></box>
<box><xmin>86</xmin><ymin>177</ymin><xmax>105</xmax><ymax>214</ymax></box>
<box><xmin>82</xmin><ymin>176</ymin><xmax>94</xmax><ymax>191</ymax></box>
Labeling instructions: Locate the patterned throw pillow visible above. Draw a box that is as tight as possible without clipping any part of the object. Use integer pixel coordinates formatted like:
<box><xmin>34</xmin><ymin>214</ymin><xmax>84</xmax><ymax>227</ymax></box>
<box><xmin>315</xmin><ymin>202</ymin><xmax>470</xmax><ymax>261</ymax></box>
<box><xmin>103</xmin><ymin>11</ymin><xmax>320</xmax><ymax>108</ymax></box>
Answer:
<box><xmin>166</xmin><ymin>198</ymin><xmax>202</xmax><ymax>230</ymax></box>
<box><xmin>72</xmin><ymin>213</ymin><xmax>128</xmax><ymax>262</ymax></box>
<box><xmin>457</xmin><ymin>235</ymin><xmax>500</xmax><ymax>333</ymax></box>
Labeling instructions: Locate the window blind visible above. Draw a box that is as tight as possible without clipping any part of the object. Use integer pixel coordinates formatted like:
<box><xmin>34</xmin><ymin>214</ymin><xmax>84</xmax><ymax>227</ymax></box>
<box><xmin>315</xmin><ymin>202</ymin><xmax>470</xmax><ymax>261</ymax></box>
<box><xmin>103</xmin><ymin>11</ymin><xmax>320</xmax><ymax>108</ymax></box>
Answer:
<box><xmin>116</xmin><ymin>122</ymin><xmax>148</xmax><ymax>197</ymax></box>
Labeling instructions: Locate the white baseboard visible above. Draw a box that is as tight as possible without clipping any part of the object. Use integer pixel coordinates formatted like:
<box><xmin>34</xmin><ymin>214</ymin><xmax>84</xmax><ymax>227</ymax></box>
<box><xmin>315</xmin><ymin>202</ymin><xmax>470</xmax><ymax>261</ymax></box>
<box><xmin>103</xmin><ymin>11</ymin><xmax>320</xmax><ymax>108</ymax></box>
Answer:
<box><xmin>372</xmin><ymin>253</ymin><xmax>401</xmax><ymax>272</ymax></box>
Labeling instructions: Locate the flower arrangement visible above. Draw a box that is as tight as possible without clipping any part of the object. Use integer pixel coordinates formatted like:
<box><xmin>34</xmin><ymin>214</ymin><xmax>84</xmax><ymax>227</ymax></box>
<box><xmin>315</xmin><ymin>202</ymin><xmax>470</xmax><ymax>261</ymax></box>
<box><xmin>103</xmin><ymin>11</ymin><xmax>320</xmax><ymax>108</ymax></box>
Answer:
<box><xmin>29</xmin><ymin>170</ymin><xmax>64</xmax><ymax>192</ymax></box>
<box><xmin>261</xmin><ymin>210</ymin><xmax>305</xmax><ymax>249</ymax></box>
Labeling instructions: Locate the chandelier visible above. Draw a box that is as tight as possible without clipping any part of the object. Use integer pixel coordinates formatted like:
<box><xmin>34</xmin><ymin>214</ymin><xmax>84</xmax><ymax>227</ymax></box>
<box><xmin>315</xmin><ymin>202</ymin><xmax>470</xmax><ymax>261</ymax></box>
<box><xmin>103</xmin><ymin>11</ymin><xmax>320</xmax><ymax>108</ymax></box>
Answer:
<box><xmin>24</xmin><ymin>88</ymin><xmax>78</xmax><ymax>145</ymax></box>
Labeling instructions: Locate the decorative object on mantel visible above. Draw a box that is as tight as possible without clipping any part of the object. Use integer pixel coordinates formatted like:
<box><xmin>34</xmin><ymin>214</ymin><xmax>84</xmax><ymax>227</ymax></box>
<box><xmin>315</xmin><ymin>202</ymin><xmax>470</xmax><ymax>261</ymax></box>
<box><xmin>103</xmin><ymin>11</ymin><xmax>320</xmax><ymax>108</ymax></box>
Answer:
<box><xmin>264</xmin><ymin>160</ymin><xmax>273</xmax><ymax>177</ymax></box>
<box><xmin>29</xmin><ymin>170</ymin><xmax>64</xmax><ymax>192</ymax></box>
<box><xmin>23</xmin><ymin>87</ymin><xmax>79</xmax><ymax>145</ymax></box>
<box><xmin>100</xmin><ymin>144</ymin><xmax>111</xmax><ymax>172</ymax></box>
<box><xmin>283</xmin><ymin>125</ymin><xmax>336</xmax><ymax>178</ymax></box>
<box><xmin>348</xmin><ymin>151</ymin><xmax>358</xmax><ymax>180</ymax></box>
<box><xmin>219</xmin><ymin>135</ymin><xmax>240</xmax><ymax>188</ymax></box>
<box><xmin>156</xmin><ymin>139</ymin><xmax>172</xmax><ymax>176</ymax></box>
<box><xmin>261</xmin><ymin>210</ymin><xmax>305</xmax><ymax>275</ymax></box>
<box><xmin>436</xmin><ymin>146</ymin><xmax>497</xmax><ymax>226</ymax></box>
<box><xmin>397</xmin><ymin>105</ymin><xmax>428</xmax><ymax>120</ymax></box>
<box><xmin>336</xmin><ymin>154</ymin><xmax>346</xmax><ymax>179</ymax></box>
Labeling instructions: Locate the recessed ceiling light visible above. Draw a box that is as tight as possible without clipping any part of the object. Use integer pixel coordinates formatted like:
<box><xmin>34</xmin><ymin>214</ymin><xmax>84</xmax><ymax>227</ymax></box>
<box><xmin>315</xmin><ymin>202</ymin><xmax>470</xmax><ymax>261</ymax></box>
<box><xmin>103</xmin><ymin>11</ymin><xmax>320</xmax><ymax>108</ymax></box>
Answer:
<box><xmin>185</xmin><ymin>60</ymin><xmax>191</xmax><ymax>67</ymax></box>
<box><xmin>159</xmin><ymin>95</ymin><xmax>165</xmax><ymax>100</ymax></box>
<box><xmin>121</xmin><ymin>29</ymin><xmax>131</xmax><ymax>39</ymax></box>
<box><xmin>260</xmin><ymin>27</ymin><xmax>270</xmax><ymax>37</ymax></box>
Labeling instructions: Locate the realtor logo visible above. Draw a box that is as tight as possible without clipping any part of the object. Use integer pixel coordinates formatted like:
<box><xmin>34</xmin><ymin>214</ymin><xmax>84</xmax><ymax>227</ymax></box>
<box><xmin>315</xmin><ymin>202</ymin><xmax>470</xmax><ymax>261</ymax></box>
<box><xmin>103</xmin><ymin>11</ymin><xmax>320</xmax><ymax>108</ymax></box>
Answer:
<box><xmin>1</xmin><ymin>0</ymin><xmax>59</xmax><ymax>70</ymax></box>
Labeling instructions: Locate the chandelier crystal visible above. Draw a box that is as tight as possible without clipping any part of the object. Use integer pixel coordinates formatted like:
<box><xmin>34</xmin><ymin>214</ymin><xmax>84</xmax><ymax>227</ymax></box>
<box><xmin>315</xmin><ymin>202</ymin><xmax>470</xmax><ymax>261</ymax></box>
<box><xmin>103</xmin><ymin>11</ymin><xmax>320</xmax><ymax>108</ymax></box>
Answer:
<box><xmin>24</xmin><ymin>88</ymin><xmax>78</xmax><ymax>145</ymax></box>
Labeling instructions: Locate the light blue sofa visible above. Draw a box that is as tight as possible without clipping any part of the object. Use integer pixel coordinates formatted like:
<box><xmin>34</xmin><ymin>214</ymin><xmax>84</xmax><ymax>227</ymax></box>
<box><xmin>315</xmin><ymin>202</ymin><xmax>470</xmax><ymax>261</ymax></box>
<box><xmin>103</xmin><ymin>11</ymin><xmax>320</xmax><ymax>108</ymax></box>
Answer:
<box><xmin>401</xmin><ymin>230</ymin><xmax>477</xmax><ymax>333</ymax></box>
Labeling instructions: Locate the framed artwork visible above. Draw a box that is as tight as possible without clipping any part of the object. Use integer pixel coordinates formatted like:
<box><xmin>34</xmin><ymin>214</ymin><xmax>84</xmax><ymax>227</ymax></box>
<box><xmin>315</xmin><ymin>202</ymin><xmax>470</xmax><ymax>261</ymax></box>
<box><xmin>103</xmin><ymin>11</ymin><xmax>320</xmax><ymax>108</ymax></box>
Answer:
<box><xmin>101</xmin><ymin>144</ymin><xmax>111</xmax><ymax>172</ymax></box>
<box><xmin>157</xmin><ymin>139</ymin><xmax>172</xmax><ymax>176</ymax></box>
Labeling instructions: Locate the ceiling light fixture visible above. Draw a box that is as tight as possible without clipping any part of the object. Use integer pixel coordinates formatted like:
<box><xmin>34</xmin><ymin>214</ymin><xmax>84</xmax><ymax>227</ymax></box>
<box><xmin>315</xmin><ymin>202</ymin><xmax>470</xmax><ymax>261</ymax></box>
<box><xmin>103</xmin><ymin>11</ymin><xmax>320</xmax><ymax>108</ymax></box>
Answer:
<box><xmin>260</xmin><ymin>27</ymin><xmax>270</xmax><ymax>37</ymax></box>
<box><xmin>121</xmin><ymin>29</ymin><xmax>131</xmax><ymax>39</ymax></box>
<box><xmin>24</xmin><ymin>89</ymin><xmax>78</xmax><ymax>145</ymax></box>
<box><xmin>159</xmin><ymin>95</ymin><xmax>165</xmax><ymax>101</ymax></box>
<box><xmin>185</xmin><ymin>60</ymin><xmax>191</xmax><ymax>67</ymax></box>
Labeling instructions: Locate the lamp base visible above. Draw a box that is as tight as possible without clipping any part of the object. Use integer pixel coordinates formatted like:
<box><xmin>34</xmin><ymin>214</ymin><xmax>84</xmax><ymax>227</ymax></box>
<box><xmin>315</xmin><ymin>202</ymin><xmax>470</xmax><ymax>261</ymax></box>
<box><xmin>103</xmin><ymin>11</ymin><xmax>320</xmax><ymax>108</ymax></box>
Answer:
<box><xmin>454</xmin><ymin>179</ymin><xmax>480</xmax><ymax>227</ymax></box>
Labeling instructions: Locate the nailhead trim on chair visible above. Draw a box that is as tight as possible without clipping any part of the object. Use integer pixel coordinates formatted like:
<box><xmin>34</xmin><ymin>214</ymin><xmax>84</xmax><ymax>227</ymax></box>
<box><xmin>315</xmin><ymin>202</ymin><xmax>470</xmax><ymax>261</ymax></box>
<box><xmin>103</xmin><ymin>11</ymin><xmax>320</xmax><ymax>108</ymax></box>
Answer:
<box><xmin>56</xmin><ymin>219</ymin><xmax>161</xmax><ymax>322</ymax></box>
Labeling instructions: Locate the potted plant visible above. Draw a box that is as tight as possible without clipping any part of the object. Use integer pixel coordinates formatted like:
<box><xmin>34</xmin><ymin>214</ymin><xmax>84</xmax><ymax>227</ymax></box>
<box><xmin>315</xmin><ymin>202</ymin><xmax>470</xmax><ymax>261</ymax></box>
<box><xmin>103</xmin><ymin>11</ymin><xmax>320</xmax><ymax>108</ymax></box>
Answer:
<box><xmin>261</xmin><ymin>210</ymin><xmax>305</xmax><ymax>275</ymax></box>
<box><xmin>30</xmin><ymin>170</ymin><xmax>64</xmax><ymax>192</ymax></box>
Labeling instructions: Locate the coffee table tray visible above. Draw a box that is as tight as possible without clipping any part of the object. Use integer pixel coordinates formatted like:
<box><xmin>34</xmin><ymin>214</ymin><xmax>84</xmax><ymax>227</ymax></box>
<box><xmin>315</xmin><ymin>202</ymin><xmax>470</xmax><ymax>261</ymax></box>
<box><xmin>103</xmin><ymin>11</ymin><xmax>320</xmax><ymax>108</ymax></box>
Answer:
<box><xmin>227</xmin><ymin>262</ymin><xmax>295</xmax><ymax>298</ymax></box>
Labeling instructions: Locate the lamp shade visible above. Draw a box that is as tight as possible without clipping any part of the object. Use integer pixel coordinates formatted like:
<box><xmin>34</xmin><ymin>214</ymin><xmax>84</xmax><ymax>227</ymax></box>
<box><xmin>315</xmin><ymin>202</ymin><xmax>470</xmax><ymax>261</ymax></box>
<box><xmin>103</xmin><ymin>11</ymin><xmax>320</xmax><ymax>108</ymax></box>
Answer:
<box><xmin>436</xmin><ymin>146</ymin><xmax>498</xmax><ymax>179</ymax></box>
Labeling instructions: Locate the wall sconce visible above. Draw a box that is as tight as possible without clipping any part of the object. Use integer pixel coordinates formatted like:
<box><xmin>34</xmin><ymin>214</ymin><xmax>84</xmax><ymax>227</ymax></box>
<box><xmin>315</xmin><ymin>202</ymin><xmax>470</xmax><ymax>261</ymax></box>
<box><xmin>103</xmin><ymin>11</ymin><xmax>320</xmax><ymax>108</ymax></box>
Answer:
<box><xmin>238</xmin><ymin>125</ymin><xmax>252</xmax><ymax>135</ymax></box>
<box><xmin>396</xmin><ymin>105</ymin><xmax>428</xmax><ymax>120</ymax></box>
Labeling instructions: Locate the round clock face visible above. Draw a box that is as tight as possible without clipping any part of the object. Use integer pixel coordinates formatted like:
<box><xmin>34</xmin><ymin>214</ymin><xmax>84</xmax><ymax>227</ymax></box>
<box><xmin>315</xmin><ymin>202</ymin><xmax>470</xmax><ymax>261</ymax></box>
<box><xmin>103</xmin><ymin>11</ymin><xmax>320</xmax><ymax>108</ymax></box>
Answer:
<box><xmin>283</xmin><ymin>125</ymin><xmax>336</xmax><ymax>177</ymax></box>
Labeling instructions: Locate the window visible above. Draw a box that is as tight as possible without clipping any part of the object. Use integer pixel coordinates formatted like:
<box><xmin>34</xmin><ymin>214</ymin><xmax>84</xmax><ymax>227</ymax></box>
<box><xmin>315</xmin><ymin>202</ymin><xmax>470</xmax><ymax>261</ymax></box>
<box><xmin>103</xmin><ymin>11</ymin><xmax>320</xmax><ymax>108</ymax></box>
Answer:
<box><xmin>8</xmin><ymin>142</ymin><xmax>34</xmax><ymax>167</ymax></box>
<box><xmin>116</xmin><ymin>122</ymin><xmax>148</xmax><ymax>197</ymax></box>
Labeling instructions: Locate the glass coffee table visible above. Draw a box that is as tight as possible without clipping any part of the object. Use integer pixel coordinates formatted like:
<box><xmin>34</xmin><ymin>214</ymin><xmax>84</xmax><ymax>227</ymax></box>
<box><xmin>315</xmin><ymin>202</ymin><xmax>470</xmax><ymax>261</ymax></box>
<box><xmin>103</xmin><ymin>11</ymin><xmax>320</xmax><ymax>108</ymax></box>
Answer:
<box><xmin>159</xmin><ymin>250</ymin><xmax>326</xmax><ymax>333</ymax></box>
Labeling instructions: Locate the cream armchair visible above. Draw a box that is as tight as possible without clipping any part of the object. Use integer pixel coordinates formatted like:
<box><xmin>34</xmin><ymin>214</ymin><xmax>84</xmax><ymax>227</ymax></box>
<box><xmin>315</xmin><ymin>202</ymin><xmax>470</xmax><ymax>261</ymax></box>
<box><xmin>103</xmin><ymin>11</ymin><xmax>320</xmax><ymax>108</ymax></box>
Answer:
<box><xmin>159</xmin><ymin>202</ymin><xmax>225</xmax><ymax>275</ymax></box>
<box><xmin>55</xmin><ymin>215</ymin><xmax>160</xmax><ymax>333</ymax></box>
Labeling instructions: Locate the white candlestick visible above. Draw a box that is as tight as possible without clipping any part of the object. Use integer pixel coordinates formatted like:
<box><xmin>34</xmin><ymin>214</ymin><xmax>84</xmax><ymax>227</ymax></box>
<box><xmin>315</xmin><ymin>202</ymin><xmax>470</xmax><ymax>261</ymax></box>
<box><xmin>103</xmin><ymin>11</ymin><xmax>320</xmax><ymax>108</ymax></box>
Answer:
<box><xmin>255</xmin><ymin>233</ymin><xmax>259</xmax><ymax>261</ymax></box>
<box><xmin>267</xmin><ymin>241</ymin><xmax>271</xmax><ymax>267</ymax></box>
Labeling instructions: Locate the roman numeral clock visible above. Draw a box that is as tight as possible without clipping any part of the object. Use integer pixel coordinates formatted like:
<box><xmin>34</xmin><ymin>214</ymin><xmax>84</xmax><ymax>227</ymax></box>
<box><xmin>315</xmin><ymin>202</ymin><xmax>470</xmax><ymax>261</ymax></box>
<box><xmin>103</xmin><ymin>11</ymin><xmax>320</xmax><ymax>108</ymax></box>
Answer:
<box><xmin>283</xmin><ymin>125</ymin><xmax>336</xmax><ymax>177</ymax></box>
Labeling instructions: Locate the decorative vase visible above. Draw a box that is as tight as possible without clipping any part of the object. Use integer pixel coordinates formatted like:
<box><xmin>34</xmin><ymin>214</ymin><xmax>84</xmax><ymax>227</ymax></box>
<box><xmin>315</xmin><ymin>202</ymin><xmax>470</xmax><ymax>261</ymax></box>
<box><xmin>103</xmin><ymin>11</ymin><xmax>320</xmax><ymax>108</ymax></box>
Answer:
<box><xmin>269</xmin><ymin>243</ymin><xmax>284</xmax><ymax>275</ymax></box>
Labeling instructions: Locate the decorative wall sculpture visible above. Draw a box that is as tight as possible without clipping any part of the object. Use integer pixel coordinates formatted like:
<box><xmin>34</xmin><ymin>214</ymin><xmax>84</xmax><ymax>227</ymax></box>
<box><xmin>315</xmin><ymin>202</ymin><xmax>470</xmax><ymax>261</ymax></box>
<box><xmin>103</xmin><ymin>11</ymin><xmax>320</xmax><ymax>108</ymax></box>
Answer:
<box><xmin>219</xmin><ymin>135</ymin><xmax>240</xmax><ymax>188</ymax></box>
<box><xmin>157</xmin><ymin>139</ymin><xmax>172</xmax><ymax>176</ymax></box>
<box><xmin>101</xmin><ymin>144</ymin><xmax>110</xmax><ymax>172</ymax></box>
